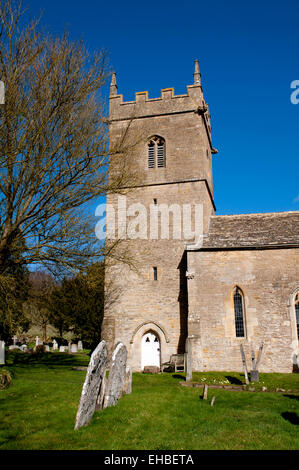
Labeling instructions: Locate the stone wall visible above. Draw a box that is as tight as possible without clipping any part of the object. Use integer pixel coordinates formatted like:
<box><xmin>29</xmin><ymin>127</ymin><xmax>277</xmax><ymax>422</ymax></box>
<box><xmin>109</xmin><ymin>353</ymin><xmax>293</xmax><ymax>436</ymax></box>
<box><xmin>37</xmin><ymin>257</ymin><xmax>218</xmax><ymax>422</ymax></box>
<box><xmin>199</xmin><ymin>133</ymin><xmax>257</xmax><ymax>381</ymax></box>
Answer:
<box><xmin>108</xmin><ymin>83</ymin><xmax>215</xmax><ymax>195</ymax></box>
<box><xmin>103</xmin><ymin>181</ymin><xmax>214</xmax><ymax>371</ymax></box>
<box><xmin>187</xmin><ymin>247</ymin><xmax>299</xmax><ymax>373</ymax></box>
<box><xmin>103</xmin><ymin>77</ymin><xmax>216</xmax><ymax>371</ymax></box>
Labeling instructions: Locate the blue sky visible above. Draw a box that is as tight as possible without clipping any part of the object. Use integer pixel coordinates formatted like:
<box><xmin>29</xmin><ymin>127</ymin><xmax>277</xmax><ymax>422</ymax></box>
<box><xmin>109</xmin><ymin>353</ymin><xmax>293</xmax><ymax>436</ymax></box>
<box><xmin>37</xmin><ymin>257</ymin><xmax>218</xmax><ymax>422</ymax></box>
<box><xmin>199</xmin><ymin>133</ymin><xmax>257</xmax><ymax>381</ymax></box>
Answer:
<box><xmin>27</xmin><ymin>0</ymin><xmax>299</xmax><ymax>215</ymax></box>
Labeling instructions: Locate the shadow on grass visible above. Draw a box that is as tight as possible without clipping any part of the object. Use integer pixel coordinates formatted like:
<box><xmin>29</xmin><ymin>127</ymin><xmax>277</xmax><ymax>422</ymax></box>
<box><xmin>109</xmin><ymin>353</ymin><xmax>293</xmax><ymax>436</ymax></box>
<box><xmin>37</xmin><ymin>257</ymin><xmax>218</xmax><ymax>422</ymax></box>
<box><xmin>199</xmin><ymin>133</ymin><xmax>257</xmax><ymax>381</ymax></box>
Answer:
<box><xmin>172</xmin><ymin>374</ymin><xmax>185</xmax><ymax>381</ymax></box>
<box><xmin>225</xmin><ymin>375</ymin><xmax>243</xmax><ymax>385</ymax></box>
<box><xmin>281</xmin><ymin>412</ymin><xmax>299</xmax><ymax>425</ymax></box>
<box><xmin>6</xmin><ymin>351</ymin><xmax>88</xmax><ymax>368</ymax></box>
<box><xmin>283</xmin><ymin>394</ymin><xmax>299</xmax><ymax>401</ymax></box>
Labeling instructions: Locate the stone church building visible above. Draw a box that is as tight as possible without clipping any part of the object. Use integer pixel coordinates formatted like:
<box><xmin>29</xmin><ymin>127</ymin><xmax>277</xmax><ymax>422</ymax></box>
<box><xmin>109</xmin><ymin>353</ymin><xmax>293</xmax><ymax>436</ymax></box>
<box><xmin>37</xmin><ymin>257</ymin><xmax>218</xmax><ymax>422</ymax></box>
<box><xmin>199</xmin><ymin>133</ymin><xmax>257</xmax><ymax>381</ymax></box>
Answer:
<box><xmin>102</xmin><ymin>61</ymin><xmax>299</xmax><ymax>373</ymax></box>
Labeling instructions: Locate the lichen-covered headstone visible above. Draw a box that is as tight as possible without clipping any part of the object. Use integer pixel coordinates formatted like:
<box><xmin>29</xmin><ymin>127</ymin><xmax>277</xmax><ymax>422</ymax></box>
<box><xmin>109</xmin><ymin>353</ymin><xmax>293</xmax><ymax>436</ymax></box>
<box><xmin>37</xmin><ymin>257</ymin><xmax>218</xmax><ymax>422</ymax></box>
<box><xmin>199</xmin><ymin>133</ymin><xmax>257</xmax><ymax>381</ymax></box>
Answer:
<box><xmin>96</xmin><ymin>373</ymin><xmax>107</xmax><ymax>411</ymax></box>
<box><xmin>103</xmin><ymin>343</ymin><xmax>127</xmax><ymax>409</ymax></box>
<box><xmin>74</xmin><ymin>340</ymin><xmax>107</xmax><ymax>430</ymax></box>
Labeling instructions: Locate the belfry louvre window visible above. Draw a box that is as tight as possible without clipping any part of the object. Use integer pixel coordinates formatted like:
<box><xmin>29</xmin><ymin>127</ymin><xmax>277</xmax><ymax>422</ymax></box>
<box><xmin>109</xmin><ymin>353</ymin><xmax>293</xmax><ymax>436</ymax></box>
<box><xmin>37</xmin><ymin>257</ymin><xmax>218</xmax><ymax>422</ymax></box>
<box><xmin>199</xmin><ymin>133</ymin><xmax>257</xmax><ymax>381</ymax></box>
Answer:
<box><xmin>147</xmin><ymin>136</ymin><xmax>165</xmax><ymax>168</ymax></box>
<box><xmin>148</xmin><ymin>141</ymin><xmax>155</xmax><ymax>168</ymax></box>
<box><xmin>157</xmin><ymin>141</ymin><xmax>165</xmax><ymax>167</ymax></box>
<box><xmin>233</xmin><ymin>287</ymin><xmax>245</xmax><ymax>337</ymax></box>
<box><xmin>295</xmin><ymin>293</ymin><xmax>299</xmax><ymax>339</ymax></box>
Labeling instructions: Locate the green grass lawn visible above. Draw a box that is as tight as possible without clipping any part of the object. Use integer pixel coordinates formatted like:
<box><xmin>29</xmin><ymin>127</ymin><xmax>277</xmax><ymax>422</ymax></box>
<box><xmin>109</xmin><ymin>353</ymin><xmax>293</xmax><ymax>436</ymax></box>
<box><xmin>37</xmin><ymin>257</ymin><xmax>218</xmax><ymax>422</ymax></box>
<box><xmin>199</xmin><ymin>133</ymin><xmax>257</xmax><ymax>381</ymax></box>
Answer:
<box><xmin>0</xmin><ymin>351</ymin><xmax>298</xmax><ymax>450</ymax></box>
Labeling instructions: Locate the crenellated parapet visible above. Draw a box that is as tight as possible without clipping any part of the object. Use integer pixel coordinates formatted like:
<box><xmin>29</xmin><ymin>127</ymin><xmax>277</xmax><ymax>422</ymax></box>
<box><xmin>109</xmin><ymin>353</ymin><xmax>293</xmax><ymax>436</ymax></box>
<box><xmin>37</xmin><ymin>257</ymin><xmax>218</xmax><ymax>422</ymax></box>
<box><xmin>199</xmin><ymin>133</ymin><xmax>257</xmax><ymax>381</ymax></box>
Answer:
<box><xmin>109</xmin><ymin>60</ymin><xmax>213</xmax><ymax>127</ymax></box>
<box><xmin>109</xmin><ymin>84</ymin><xmax>207</xmax><ymax>121</ymax></box>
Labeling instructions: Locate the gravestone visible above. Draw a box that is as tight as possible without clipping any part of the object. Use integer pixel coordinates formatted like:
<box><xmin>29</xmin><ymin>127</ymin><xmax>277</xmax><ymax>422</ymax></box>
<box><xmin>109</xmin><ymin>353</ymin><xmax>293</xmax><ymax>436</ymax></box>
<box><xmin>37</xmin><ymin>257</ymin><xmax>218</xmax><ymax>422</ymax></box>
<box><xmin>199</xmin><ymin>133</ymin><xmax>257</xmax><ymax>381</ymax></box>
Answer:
<box><xmin>124</xmin><ymin>366</ymin><xmax>132</xmax><ymax>394</ymax></box>
<box><xmin>52</xmin><ymin>340</ymin><xmax>58</xmax><ymax>350</ymax></box>
<box><xmin>250</xmin><ymin>369</ymin><xmax>259</xmax><ymax>382</ymax></box>
<box><xmin>143</xmin><ymin>365</ymin><xmax>159</xmax><ymax>374</ymax></box>
<box><xmin>59</xmin><ymin>346</ymin><xmax>66</xmax><ymax>352</ymax></box>
<box><xmin>185</xmin><ymin>337</ymin><xmax>193</xmax><ymax>382</ymax></box>
<box><xmin>71</xmin><ymin>344</ymin><xmax>78</xmax><ymax>353</ymax></box>
<box><xmin>68</xmin><ymin>342</ymin><xmax>71</xmax><ymax>353</ymax></box>
<box><xmin>74</xmin><ymin>340</ymin><xmax>108</xmax><ymax>430</ymax></box>
<box><xmin>96</xmin><ymin>373</ymin><xmax>107</xmax><ymax>411</ymax></box>
<box><xmin>249</xmin><ymin>341</ymin><xmax>264</xmax><ymax>382</ymax></box>
<box><xmin>78</xmin><ymin>341</ymin><xmax>83</xmax><ymax>350</ymax></box>
<box><xmin>240</xmin><ymin>344</ymin><xmax>249</xmax><ymax>384</ymax></box>
<box><xmin>34</xmin><ymin>336</ymin><xmax>43</xmax><ymax>347</ymax></box>
<box><xmin>103</xmin><ymin>343</ymin><xmax>127</xmax><ymax>409</ymax></box>
<box><xmin>0</xmin><ymin>341</ymin><xmax>5</xmax><ymax>364</ymax></box>
<box><xmin>12</xmin><ymin>335</ymin><xmax>18</xmax><ymax>345</ymax></box>
<box><xmin>203</xmin><ymin>384</ymin><xmax>208</xmax><ymax>400</ymax></box>
<box><xmin>20</xmin><ymin>344</ymin><xmax>28</xmax><ymax>352</ymax></box>
<box><xmin>44</xmin><ymin>345</ymin><xmax>50</xmax><ymax>352</ymax></box>
<box><xmin>9</xmin><ymin>344</ymin><xmax>21</xmax><ymax>350</ymax></box>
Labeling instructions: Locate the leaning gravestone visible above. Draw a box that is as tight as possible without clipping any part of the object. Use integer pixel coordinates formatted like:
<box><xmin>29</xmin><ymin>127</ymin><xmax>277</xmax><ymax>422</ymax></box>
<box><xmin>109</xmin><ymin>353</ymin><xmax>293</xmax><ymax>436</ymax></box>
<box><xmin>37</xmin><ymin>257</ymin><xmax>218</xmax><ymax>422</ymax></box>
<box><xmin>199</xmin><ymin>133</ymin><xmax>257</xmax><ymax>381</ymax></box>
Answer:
<box><xmin>0</xmin><ymin>341</ymin><xmax>5</xmax><ymax>364</ymax></box>
<box><xmin>250</xmin><ymin>369</ymin><xmax>259</xmax><ymax>382</ymax></box>
<box><xmin>103</xmin><ymin>343</ymin><xmax>127</xmax><ymax>409</ymax></box>
<box><xmin>249</xmin><ymin>341</ymin><xmax>264</xmax><ymax>383</ymax></box>
<box><xmin>96</xmin><ymin>372</ymin><xmax>107</xmax><ymax>411</ymax></box>
<box><xmin>240</xmin><ymin>344</ymin><xmax>249</xmax><ymax>384</ymax></box>
<box><xmin>74</xmin><ymin>340</ymin><xmax>107</xmax><ymax>430</ymax></box>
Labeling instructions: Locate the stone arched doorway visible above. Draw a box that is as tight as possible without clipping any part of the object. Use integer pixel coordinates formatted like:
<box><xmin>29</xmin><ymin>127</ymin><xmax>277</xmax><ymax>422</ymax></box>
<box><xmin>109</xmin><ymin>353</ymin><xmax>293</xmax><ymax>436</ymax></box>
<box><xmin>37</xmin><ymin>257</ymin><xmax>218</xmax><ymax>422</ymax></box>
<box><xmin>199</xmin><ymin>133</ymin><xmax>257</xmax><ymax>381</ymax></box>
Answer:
<box><xmin>129</xmin><ymin>321</ymin><xmax>170</xmax><ymax>371</ymax></box>
<box><xmin>141</xmin><ymin>331</ymin><xmax>160</xmax><ymax>370</ymax></box>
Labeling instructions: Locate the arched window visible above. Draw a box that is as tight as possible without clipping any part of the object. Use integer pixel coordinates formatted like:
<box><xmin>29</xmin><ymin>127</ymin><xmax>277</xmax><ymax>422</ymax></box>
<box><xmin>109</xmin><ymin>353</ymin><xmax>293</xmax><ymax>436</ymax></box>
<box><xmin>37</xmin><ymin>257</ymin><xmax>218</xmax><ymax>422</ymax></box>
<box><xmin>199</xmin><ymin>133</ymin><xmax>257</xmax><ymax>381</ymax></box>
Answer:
<box><xmin>233</xmin><ymin>287</ymin><xmax>245</xmax><ymax>337</ymax></box>
<box><xmin>147</xmin><ymin>136</ymin><xmax>165</xmax><ymax>168</ymax></box>
<box><xmin>295</xmin><ymin>293</ymin><xmax>299</xmax><ymax>339</ymax></box>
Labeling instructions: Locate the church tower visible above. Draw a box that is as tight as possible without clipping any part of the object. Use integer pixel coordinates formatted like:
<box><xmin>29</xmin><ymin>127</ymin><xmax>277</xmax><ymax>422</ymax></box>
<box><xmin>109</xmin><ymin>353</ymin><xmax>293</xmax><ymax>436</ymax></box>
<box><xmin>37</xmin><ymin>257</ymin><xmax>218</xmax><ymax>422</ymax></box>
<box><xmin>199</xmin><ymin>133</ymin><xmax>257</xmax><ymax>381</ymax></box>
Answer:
<box><xmin>102</xmin><ymin>61</ymin><xmax>217</xmax><ymax>371</ymax></box>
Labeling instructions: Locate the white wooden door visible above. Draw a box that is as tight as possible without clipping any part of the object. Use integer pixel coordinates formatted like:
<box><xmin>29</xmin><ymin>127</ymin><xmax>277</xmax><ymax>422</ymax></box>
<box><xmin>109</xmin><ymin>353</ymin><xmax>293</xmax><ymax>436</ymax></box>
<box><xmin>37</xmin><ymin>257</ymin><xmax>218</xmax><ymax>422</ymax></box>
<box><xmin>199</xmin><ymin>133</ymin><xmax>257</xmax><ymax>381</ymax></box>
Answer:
<box><xmin>141</xmin><ymin>332</ymin><xmax>160</xmax><ymax>370</ymax></box>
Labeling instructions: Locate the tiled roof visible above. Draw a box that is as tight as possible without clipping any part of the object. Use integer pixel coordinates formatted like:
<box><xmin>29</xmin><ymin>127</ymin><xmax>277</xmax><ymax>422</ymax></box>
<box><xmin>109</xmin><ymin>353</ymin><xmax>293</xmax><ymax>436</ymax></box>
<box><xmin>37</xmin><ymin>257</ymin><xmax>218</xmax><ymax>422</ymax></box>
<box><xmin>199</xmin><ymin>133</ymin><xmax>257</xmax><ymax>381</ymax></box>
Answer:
<box><xmin>199</xmin><ymin>211</ymin><xmax>299</xmax><ymax>249</ymax></box>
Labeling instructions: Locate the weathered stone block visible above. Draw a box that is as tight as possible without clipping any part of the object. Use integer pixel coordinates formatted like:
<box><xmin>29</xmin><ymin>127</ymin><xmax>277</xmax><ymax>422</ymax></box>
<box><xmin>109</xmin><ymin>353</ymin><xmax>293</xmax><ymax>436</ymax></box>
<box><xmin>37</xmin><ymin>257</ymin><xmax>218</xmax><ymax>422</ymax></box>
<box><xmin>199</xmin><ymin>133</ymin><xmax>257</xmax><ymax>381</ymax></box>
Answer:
<box><xmin>250</xmin><ymin>370</ymin><xmax>259</xmax><ymax>382</ymax></box>
<box><xmin>143</xmin><ymin>366</ymin><xmax>159</xmax><ymax>374</ymax></box>
<box><xmin>103</xmin><ymin>343</ymin><xmax>127</xmax><ymax>409</ymax></box>
<box><xmin>74</xmin><ymin>340</ymin><xmax>107</xmax><ymax>430</ymax></box>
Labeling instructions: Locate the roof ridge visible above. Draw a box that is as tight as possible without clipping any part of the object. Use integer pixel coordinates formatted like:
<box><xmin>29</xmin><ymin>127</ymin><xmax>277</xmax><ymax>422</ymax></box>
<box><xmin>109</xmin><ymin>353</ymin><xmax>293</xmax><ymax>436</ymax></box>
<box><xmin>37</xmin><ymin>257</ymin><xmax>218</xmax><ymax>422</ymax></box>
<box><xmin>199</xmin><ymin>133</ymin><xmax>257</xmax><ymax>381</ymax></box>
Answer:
<box><xmin>211</xmin><ymin>210</ymin><xmax>299</xmax><ymax>219</ymax></box>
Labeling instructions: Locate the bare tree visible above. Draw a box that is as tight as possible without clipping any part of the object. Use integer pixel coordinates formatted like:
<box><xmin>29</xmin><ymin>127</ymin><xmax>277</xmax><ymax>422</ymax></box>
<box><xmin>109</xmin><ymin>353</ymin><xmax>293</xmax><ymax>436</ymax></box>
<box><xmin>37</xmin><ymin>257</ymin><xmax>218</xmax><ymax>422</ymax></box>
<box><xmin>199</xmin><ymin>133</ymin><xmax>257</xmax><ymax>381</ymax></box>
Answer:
<box><xmin>24</xmin><ymin>270</ymin><xmax>55</xmax><ymax>342</ymax></box>
<box><xmin>0</xmin><ymin>0</ymin><xmax>136</xmax><ymax>276</ymax></box>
